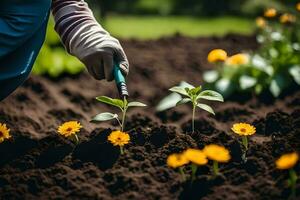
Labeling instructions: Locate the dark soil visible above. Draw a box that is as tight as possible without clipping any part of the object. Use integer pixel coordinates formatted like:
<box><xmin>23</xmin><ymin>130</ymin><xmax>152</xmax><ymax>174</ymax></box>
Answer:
<box><xmin>0</xmin><ymin>34</ymin><xmax>300</xmax><ymax>200</ymax></box>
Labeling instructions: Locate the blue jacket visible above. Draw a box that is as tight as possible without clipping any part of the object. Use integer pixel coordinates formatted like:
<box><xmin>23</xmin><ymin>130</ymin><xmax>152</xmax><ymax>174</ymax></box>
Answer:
<box><xmin>0</xmin><ymin>0</ymin><xmax>51</xmax><ymax>101</ymax></box>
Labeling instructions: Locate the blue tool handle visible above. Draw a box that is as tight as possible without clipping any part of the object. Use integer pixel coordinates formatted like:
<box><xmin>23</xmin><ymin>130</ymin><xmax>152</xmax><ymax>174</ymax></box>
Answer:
<box><xmin>114</xmin><ymin>63</ymin><xmax>129</xmax><ymax>97</ymax></box>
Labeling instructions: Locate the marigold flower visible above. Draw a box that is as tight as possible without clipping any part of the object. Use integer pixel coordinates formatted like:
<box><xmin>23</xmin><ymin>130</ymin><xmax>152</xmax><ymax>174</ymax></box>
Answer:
<box><xmin>0</xmin><ymin>123</ymin><xmax>11</xmax><ymax>143</ymax></box>
<box><xmin>264</xmin><ymin>8</ymin><xmax>277</xmax><ymax>18</ymax></box>
<box><xmin>280</xmin><ymin>13</ymin><xmax>296</xmax><ymax>24</ymax></box>
<box><xmin>183</xmin><ymin>148</ymin><xmax>208</xmax><ymax>165</ymax></box>
<box><xmin>256</xmin><ymin>17</ymin><xmax>267</xmax><ymax>28</ymax></box>
<box><xmin>207</xmin><ymin>49</ymin><xmax>227</xmax><ymax>63</ymax></box>
<box><xmin>276</xmin><ymin>152</ymin><xmax>299</xmax><ymax>170</ymax></box>
<box><xmin>226</xmin><ymin>53</ymin><xmax>249</xmax><ymax>66</ymax></box>
<box><xmin>232</xmin><ymin>123</ymin><xmax>256</xmax><ymax>136</ymax></box>
<box><xmin>57</xmin><ymin>121</ymin><xmax>82</xmax><ymax>137</ymax></box>
<box><xmin>203</xmin><ymin>144</ymin><xmax>231</xmax><ymax>163</ymax></box>
<box><xmin>297</xmin><ymin>3</ymin><xmax>300</xmax><ymax>11</ymax></box>
<box><xmin>108</xmin><ymin>130</ymin><xmax>130</xmax><ymax>147</ymax></box>
<box><xmin>167</xmin><ymin>153</ymin><xmax>189</xmax><ymax>168</ymax></box>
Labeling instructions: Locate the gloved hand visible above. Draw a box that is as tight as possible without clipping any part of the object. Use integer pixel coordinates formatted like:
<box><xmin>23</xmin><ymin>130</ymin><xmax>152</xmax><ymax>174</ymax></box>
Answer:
<box><xmin>51</xmin><ymin>0</ymin><xmax>129</xmax><ymax>81</ymax></box>
<box><xmin>81</xmin><ymin>36</ymin><xmax>129</xmax><ymax>81</ymax></box>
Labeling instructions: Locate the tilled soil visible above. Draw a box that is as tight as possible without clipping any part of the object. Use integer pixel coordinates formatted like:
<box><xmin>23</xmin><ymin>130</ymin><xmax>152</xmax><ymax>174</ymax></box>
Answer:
<box><xmin>0</xmin><ymin>34</ymin><xmax>300</xmax><ymax>200</ymax></box>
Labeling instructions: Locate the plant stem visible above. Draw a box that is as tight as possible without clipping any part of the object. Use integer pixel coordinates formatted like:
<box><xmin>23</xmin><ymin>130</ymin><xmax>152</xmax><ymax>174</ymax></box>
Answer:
<box><xmin>74</xmin><ymin>134</ymin><xmax>79</xmax><ymax>145</ymax></box>
<box><xmin>213</xmin><ymin>161</ymin><xmax>219</xmax><ymax>177</ymax></box>
<box><xmin>116</xmin><ymin>118</ymin><xmax>122</xmax><ymax>128</ymax></box>
<box><xmin>242</xmin><ymin>136</ymin><xmax>248</xmax><ymax>151</ymax></box>
<box><xmin>120</xmin><ymin>146</ymin><xmax>124</xmax><ymax>155</ymax></box>
<box><xmin>289</xmin><ymin>169</ymin><xmax>298</xmax><ymax>198</ymax></box>
<box><xmin>192</xmin><ymin>104</ymin><xmax>196</xmax><ymax>133</ymax></box>
<box><xmin>191</xmin><ymin>164</ymin><xmax>198</xmax><ymax>182</ymax></box>
<box><xmin>121</xmin><ymin>97</ymin><xmax>127</xmax><ymax>132</ymax></box>
<box><xmin>179</xmin><ymin>167</ymin><xmax>186</xmax><ymax>181</ymax></box>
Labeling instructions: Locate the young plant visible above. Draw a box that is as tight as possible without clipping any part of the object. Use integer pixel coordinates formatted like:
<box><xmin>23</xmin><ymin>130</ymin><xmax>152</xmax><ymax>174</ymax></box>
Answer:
<box><xmin>0</xmin><ymin>123</ymin><xmax>11</xmax><ymax>143</ymax></box>
<box><xmin>108</xmin><ymin>130</ymin><xmax>130</xmax><ymax>154</ymax></box>
<box><xmin>57</xmin><ymin>121</ymin><xmax>82</xmax><ymax>144</ymax></box>
<box><xmin>167</xmin><ymin>148</ymin><xmax>208</xmax><ymax>181</ymax></box>
<box><xmin>276</xmin><ymin>152</ymin><xmax>299</xmax><ymax>198</ymax></box>
<box><xmin>231</xmin><ymin>123</ymin><xmax>256</xmax><ymax>162</ymax></box>
<box><xmin>167</xmin><ymin>82</ymin><xmax>223</xmax><ymax>133</ymax></box>
<box><xmin>92</xmin><ymin>96</ymin><xmax>146</xmax><ymax>131</ymax></box>
<box><xmin>203</xmin><ymin>144</ymin><xmax>231</xmax><ymax>177</ymax></box>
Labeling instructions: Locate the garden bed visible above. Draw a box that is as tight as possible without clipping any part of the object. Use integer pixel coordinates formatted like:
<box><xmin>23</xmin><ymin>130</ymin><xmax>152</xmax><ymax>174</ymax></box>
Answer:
<box><xmin>0</xmin><ymin>34</ymin><xmax>299</xmax><ymax>200</ymax></box>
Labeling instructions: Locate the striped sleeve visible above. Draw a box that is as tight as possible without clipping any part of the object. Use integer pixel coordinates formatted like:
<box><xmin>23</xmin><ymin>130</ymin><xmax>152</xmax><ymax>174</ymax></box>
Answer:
<box><xmin>51</xmin><ymin>0</ymin><xmax>114</xmax><ymax>61</ymax></box>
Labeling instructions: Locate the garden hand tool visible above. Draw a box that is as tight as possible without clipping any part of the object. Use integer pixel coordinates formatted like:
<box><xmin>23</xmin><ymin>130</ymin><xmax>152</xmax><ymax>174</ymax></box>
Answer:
<box><xmin>114</xmin><ymin>63</ymin><xmax>129</xmax><ymax>99</ymax></box>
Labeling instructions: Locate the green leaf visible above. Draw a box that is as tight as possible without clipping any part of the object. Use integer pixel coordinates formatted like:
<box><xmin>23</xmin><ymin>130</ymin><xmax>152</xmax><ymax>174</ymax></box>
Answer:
<box><xmin>189</xmin><ymin>86</ymin><xmax>202</xmax><ymax>96</ymax></box>
<box><xmin>239</xmin><ymin>75</ymin><xmax>257</xmax><ymax>90</ymax></box>
<box><xmin>289</xmin><ymin>65</ymin><xmax>300</xmax><ymax>85</ymax></box>
<box><xmin>215</xmin><ymin>78</ymin><xmax>234</xmax><ymax>98</ymax></box>
<box><xmin>197</xmin><ymin>103</ymin><xmax>215</xmax><ymax>115</ymax></box>
<box><xmin>91</xmin><ymin>112</ymin><xmax>118</xmax><ymax>122</ymax></box>
<box><xmin>269</xmin><ymin>75</ymin><xmax>286</xmax><ymax>97</ymax></box>
<box><xmin>203</xmin><ymin>70</ymin><xmax>219</xmax><ymax>83</ymax></box>
<box><xmin>197</xmin><ymin>90</ymin><xmax>224</xmax><ymax>102</ymax></box>
<box><xmin>169</xmin><ymin>86</ymin><xmax>189</xmax><ymax>96</ymax></box>
<box><xmin>176</xmin><ymin>98</ymin><xmax>191</xmax><ymax>106</ymax></box>
<box><xmin>156</xmin><ymin>93</ymin><xmax>182</xmax><ymax>112</ymax></box>
<box><xmin>127</xmin><ymin>102</ymin><xmax>147</xmax><ymax>107</ymax></box>
<box><xmin>96</xmin><ymin>96</ymin><xmax>124</xmax><ymax>109</ymax></box>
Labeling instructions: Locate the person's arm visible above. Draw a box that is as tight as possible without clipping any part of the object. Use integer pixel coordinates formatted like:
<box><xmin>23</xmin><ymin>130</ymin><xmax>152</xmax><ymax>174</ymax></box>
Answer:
<box><xmin>51</xmin><ymin>0</ymin><xmax>129</xmax><ymax>81</ymax></box>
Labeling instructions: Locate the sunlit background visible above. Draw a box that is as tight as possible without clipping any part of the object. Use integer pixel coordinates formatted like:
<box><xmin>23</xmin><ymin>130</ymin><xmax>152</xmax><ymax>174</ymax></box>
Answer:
<box><xmin>33</xmin><ymin>0</ymin><xmax>299</xmax><ymax>77</ymax></box>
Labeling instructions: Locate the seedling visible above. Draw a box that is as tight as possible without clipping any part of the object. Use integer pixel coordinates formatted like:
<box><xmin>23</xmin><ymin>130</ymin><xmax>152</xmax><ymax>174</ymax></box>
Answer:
<box><xmin>92</xmin><ymin>96</ymin><xmax>146</xmax><ymax>131</ymax></box>
<box><xmin>161</xmin><ymin>82</ymin><xmax>223</xmax><ymax>133</ymax></box>
<box><xmin>231</xmin><ymin>123</ymin><xmax>256</xmax><ymax>162</ymax></box>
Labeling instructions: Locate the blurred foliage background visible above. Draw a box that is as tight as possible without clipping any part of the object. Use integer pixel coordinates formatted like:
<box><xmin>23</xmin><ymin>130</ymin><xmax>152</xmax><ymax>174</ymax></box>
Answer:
<box><xmin>33</xmin><ymin>0</ymin><xmax>297</xmax><ymax>77</ymax></box>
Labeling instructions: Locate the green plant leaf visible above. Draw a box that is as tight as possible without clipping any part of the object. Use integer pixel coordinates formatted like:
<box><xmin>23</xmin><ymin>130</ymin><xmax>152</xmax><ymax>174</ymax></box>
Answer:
<box><xmin>156</xmin><ymin>93</ymin><xmax>182</xmax><ymax>112</ymax></box>
<box><xmin>91</xmin><ymin>112</ymin><xmax>118</xmax><ymax>122</ymax></box>
<box><xmin>189</xmin><ymin>86</ymin><xmax>202</xmax><ymax>96</ymax></box>
<box><xmin>197</xmin><ymin>90</ymin><xmax>224</xmax><ymax>102</ymax></box>
<box><xmin>128</xmin><ymin>102</ymin><xmax>147</xmax><ymax>107</ymax></box>
<box><xmin>289</xmin><ymin>65</ymin><xmax>300</xmax><ymax>85</ymax></box>
<box><xmin>176</xmin><ymin>98</ymin><xmax>191</xmax><ymax>106</ymax></box>
<box><xmin>96</xmin><ymin>96</ymin><xmax>124</xmax><ymax>109</ymax></box>
<box><xmin>269</xmin><ymin>75</ymin><xmax>286</xmax><ymax>97</ymax></box>
<box><xmin>239</xmin><ymin>75</ymin><xmax>257</xmax><ymax>90</ymax></box>
<box><xmin>169</xmin><ymin>86</ymin><xmax>189</xmax><ymax>96</ymax></box>
<box><xmin>197</xmin><ymin>103</ymin><xmax>215</xmax><ymax>115</ymax></box>
<box><xmin>203</xmin><ymin>70</ymin><xmax>219</xmax><ymax>83</ymax></box>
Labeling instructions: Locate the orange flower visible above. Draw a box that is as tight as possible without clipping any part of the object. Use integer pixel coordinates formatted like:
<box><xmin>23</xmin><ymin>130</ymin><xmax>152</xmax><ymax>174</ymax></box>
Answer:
<box><xmin>297</xmin><ymin>3</ymin><xmax>300</xmax><ymax>12</ymax></box>
<box><xmin>203</xmin><ymin>144</ymin><xmax>231</xmax><ymax>163</ymax></box>
<box><xmin>256</xmin><ymin>17</ymin><xmax>266</xmax><ymax>28</ymax></box>
<box><xmin>207</xmin><ymin>49</ymin><xmax>227</xmax><ymax>63</ymax></box>
<box><xmin>280</xmin><ymin>13</ymin><xmax>296</xmax><ymax>24</ymax></box>
<box><xmin>276</xmin><ymin>152</ymin><xmax>299</xmax><ymax>170</ymax></box>
<box><xmin>264</xmin><ymin>8</ymin><xmax>277</xmax><ymax>18</ymax></box>
<box><xmin>167</xmin><ymin>153</ymin><xmax>189</xmax><ymax>168</ymax></box>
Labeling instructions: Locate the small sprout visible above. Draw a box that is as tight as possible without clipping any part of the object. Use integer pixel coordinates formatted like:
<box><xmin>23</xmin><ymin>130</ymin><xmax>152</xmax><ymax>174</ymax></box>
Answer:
<box><xmin>168</xmin><ymin>83</ymin><xmax>223</xmax><ymax>133</ymax></box>
<box><xmin>264</xmin><ymin>8</ymin><xmax>277</xmax><ymax>18</ymax></box>
<box><xmin>232</xmin><ymin>123</ymin><xmax>256</xmax><ymax>162</ymax></box>
<box><xmin>276</xmin><ymin>152</ymin><xmax>299</xmax><ymax>197</ymax></box>
<box><xmin>183</xmin><ymin>148</ymin><xmax>208</xmax><ymax>181</ymax></box>
<box><xmin>256</xmin><ymin>17</ymin><xmax>267</xmax><ymax>28</ymax></box>
<box><xmin>203</xmin><ymin>144</ymin><xmax>231</xmax><ymax>177</ymax></box>
<box><xmin>108</xmin><ymin>130</ymin><xmax>130</xmax><ymax>155</ymax></box>
<box><xmin>279</xmin><ymin>13</ymin><xmax>296</xmax><ymax>24</ymax></box>
<box><xmin>225</xmin><ymin>53</ymin><xmax>249</xmax><ymax>66</ymax></box>
<box><xmin>57</xmin><ymin>121</ymin><xmax>82</xmax><ymax>144</ymax></box>
<box><xmin>207</xmin><ymin>49</ymin><xmax>227</xmax><ymax>63</ymax></box>
<box><xmin>92</xmin><ymin>96</ymin><xmax>146</xmax><ymax>131</ymax></box>
<box><xmin>0</xmin><ymin>123</ymin><xmax>11</xmax><ymax>143</ymax></box>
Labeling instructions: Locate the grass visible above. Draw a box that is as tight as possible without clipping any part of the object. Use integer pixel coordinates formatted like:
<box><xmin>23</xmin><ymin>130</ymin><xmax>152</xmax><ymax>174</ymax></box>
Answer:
<box><xmin>103</xmin><ymin>15</ymin><xmax>255</xmax><ymax>40</ymax></box>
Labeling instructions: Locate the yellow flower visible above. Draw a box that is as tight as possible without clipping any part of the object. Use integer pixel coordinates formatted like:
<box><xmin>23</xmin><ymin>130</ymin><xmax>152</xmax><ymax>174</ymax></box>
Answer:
<box><xmin>167</xmin><ymin>153</ymin><xmax>189</xmax><ymax>168</ymax></box>
<box><xmin>57</xmin><ymin>121</ymin><xmax>82</xmax><ymax>137</ymax></box>
<box><xmin>203</xmin><ymin>144</ymin><xmax>231</xmax><ymax>163</ymax></box>
<box><xmin>207</xmin><ymin>49</ymin><xmax>227</xmax><ymax>63</ymax></box>
<box><xmin>183</xmin><ymin>148</ymin><xmax>208</xmax><ymax>165</ymax></box>
<box><xmin>297</xmin><ymin>3</ymin><xmax>300</xmax><ymax>12</ymax></box>
<box><xmin>276</xmin><ymin>152</ymin><xmax>299</xmax><ymax>170</ymax></box>
<box><xmin>231</xmin><ymin>123</ymin><xmax>256</xmax><ymax>136</ymax></box>
<box><xmin>108</xmin><ymin>130</ymin><xmax>130</xmax><ymax>147</ymax></box>
<box><xmin>256</xmin><ymin>17</ymin><xmax>266</xmax><ymax>28</ymax></box>
<box><xmin>226</xmin><ymin>53</ymin><xmax>249</xmax><ymax>66</ymax></box>
<box><xmin>264</xmin><ymin>8</ymin><xmax>277</xmax><ymax>18</ymax></box>
<box><xmin>280</xmin><ymin>13</ymin><xmax>296</xmax><ymax>24</ymax></box>
<box><xmin>0</xmin><ymin>123</ymin><xmax>11</xmax><ymax>143</ymax></box>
